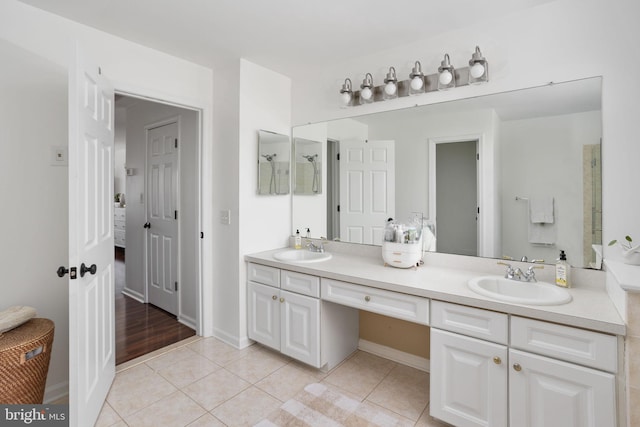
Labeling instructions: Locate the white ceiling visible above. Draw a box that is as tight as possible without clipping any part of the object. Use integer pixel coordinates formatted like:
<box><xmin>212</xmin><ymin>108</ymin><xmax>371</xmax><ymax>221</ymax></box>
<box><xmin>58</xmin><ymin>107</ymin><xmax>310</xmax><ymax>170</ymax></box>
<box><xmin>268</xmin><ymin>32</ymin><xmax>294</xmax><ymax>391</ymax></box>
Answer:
<box><xmin>18</xmin><ymin>0</ymin><xmax>554</xmax><ymax>76</ymax></box>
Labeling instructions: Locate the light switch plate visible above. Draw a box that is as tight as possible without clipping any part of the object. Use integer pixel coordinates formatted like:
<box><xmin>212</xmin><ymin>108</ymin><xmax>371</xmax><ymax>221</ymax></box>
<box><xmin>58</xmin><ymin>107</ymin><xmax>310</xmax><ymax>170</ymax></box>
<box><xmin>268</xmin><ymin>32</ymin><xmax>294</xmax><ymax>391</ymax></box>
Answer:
<box><xmin>50</xmin><ymin>146</ymin><xmax>68</xmax><ymax>166</ymax></box>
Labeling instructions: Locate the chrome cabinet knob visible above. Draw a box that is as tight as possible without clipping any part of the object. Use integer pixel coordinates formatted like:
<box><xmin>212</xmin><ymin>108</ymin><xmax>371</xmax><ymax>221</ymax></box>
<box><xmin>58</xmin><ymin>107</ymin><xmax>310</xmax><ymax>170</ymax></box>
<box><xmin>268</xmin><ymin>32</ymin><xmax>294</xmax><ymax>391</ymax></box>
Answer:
<box><xmin>272</xmin><ymin>295</ymin><xmax>277</xmax><ymax>300</ymax></box>
<box><xmin>364</xmin><ymin>296</ymin><xmax>371</xmax><ymax>302</ymax></box>
<box><xmin>280</xmin><ymin>297</ymin><xmax>285</xmax><ymax>303</ymax></box>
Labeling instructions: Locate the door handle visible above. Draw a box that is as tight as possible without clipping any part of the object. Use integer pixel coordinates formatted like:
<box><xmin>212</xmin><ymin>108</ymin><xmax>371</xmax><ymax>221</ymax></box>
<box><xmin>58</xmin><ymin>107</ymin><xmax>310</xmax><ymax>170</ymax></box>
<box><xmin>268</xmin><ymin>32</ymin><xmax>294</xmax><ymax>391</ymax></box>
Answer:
<box><xmin>56</xmin><ymin>266</ymin><xmax>77</xmax><ymax>279</ymax></box>
<box><xmin>143</xmin><ymin>222</ymin><xmax>151</xmax><ymax>229</ymax></box>
<box><xmin>80</xmin><ymin>263</ymin><xmax>97</xmax><ymax>278</ymax></box>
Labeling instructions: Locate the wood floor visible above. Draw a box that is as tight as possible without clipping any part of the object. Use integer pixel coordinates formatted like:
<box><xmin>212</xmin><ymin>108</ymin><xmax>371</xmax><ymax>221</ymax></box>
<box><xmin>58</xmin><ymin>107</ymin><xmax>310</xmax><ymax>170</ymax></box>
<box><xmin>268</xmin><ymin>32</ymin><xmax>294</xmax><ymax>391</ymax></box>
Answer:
<box><xmin>115</xmin><ymin>247</ymin><xmax>195</xmax><ymax>365</ymax></box>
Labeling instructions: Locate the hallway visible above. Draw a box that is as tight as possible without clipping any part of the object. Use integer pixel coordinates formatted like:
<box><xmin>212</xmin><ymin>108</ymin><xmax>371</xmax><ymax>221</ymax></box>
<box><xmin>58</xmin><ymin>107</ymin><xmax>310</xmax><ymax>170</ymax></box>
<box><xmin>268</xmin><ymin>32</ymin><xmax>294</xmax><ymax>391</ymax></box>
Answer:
<box><xmin>115</xmin><ymin>247</ymin><xmax>195</xmax><ymax>365</ymax></box>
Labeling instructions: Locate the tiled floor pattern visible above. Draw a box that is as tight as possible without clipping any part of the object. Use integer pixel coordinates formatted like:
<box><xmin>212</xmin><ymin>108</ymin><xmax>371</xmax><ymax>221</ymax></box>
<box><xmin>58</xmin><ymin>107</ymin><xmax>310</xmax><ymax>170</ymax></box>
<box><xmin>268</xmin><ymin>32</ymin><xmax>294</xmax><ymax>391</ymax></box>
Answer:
<box><xmin>97</xmin><ymin>337</ymin><xmax>450</xmax><ymax>427</ymax></box>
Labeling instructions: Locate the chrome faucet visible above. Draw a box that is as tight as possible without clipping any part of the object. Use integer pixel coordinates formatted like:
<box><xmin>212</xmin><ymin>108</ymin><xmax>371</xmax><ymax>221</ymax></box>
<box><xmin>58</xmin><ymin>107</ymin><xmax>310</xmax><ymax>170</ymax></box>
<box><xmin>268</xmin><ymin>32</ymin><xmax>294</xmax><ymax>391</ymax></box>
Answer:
<box><xmin>306</xmin><ymin>239</ymin><xmax>326</xmax><ymax>253</ymax></box>
<box><xmin>497</xmin><ymin>262</ymin><xmax>543</xmax><ymax>282</ymax></box>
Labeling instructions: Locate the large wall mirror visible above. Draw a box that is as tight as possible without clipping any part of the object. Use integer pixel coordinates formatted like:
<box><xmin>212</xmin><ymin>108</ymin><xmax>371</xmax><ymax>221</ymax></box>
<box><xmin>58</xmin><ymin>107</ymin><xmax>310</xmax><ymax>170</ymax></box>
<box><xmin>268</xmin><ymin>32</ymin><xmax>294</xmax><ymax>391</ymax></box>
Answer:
<box><xmin>292</xmin><ymin>77</ymin><xmax>602</xmax><ymax>269</ymax></box>
<box><xmin>258</xmin><ymin>130</ymin><xmax>290</xmax><ymax>195</ymax></box>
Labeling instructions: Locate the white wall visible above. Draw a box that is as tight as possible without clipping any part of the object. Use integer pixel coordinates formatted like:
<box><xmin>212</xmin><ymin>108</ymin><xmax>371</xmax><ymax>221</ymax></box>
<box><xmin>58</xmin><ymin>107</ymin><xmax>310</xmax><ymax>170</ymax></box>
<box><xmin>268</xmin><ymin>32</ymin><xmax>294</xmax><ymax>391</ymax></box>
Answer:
<box><xmin>114</xmin><ymin>107</ymin><xmax>127</xmax><ymax>196</ymax></box>
<box><xmin>0</xmin><ymin>39</ymin><xmax>69</xmax><ymax>402</ymax></box>
<box><xmin>235</xmin><ymin>59</ymin><xmax>292</xmax><ymax>346</ymax></box>
<box><xmin>501</xmin><ymin>110</ymin><xmax>601</xmax><ymax>266</ymax></box>
<box><xmin>123</xmin><ymin>99</ymin><xmax>199</xmax><ymax>326</ymax></box>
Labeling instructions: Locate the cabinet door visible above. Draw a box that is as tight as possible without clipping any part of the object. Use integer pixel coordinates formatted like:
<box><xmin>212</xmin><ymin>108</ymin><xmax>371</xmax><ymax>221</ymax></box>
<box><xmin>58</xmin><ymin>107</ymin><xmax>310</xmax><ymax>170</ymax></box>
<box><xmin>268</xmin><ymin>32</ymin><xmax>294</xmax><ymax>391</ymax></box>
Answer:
<box><xmin>247</xmin><ymin>281</ymin><xmax>280</xmax><ymax>351</ymax></box>
<box><xmin>280</xmin><ymin>290</ymin><xmax>320</xmax><ymax>368</ymax></box>
<box><xmin>509</xmin><ymin>349</ymin><xmax>616</xmax><ymax>427</ymax></box>
<box><xmin>430</xmin><ymin>329</ymin><xmax>508</xmax><ymax>427</ymax></box>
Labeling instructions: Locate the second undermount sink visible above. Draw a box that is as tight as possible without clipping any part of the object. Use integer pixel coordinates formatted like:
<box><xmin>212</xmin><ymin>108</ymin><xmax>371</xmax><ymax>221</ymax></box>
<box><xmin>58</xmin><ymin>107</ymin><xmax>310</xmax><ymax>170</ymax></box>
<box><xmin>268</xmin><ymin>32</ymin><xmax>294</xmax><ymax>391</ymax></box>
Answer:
<box><xmin>468</xmin><ymin>276</ymin><xmax>572</xmax><ymax>306</ymax></box>
<box><xmin>272</xmin><ymin>249</ymin><xmax>332</xmax><ymax>263</ymax></box>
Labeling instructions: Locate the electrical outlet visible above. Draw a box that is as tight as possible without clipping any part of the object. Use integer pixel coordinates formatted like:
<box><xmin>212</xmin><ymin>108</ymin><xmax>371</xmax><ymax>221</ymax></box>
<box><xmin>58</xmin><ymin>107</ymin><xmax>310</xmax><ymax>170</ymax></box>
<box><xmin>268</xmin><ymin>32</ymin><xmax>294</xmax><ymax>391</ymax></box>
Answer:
<box><xmin>220</xmin><ymin>209</ymin><xmax>231</xmax><ymax>225</ymax></box>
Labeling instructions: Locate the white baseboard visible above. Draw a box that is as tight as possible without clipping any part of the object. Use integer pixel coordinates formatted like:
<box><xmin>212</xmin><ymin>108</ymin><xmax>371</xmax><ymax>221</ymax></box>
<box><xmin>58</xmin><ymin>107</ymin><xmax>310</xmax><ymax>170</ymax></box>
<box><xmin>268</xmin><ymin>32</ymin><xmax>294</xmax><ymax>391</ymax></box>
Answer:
<box><xmin>44</xmin><ymin>381</ymin><xmax>68</xmax><ymax>404</ymax></box>
<box><xmin>178</xmin><ymin>315</ymin><xmax>196</xmax><ymax>330</ymax></box>
<box><xmin>122</xmin><ymin>288</ymin><xmax>144</xmax><ymax>303</ymax></box>
<box><xmin>358</xmin><ymin>339</ymin><xmax>430</xmax><ymax>372</ymax></box>
<box><xmin>212</xmin><ymin>328</ymin><xmax>253</xmax><ymax>350</ymax></box>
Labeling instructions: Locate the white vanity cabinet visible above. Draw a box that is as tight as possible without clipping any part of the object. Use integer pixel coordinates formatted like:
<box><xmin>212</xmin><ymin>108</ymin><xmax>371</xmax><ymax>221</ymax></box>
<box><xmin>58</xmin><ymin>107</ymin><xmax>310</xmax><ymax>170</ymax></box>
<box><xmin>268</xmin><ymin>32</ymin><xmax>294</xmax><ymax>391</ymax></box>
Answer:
<box><xmin>430</xmin><ymin>301</ymin><xmax>618</xmax><ymax>427</ymax></box>
<box><xmin>430</xmin><ymin>301</ymin><xmax>509</xmax><ymax>427</ymax></box>
<box><xmin>114</xmin><ymin>207</ymin><xmax>126</xmax><ymax>248</ymax></box>
<box><xmin>247</xmin><ymin>263</ymin><xmax>358</xmax><ymax>369</ymax></box>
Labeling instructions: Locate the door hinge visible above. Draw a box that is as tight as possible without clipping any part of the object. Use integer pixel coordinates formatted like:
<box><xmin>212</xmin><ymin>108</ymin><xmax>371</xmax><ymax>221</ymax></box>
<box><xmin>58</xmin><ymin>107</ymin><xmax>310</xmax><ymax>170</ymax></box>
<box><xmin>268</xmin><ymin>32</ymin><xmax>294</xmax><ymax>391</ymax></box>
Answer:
<box><xmin>337</xmin><ymin>205</ymin><xmax>340</xmax><ymax>212</ymax></box>
<box><xmin>337</xmin><ymin>153</ymin><xmax>340</xmax><ymax>161</ymax></box>
<box><xmin>175</xmin><ymin>210</ymin><xmax>178</xmax><ymax>220</ymax></box>
<box><xmin>200</xmin><ymin>231</ymin><xmax>204</xmax><ymax>239</ymax></box>
<box><xmin>477</xmin><ymin>207</ymin><xmax>480</xmax><ymax>214</ymax></box>
<box><xmin>175</xmin><ymin>138</ymin><xmax>178</xmax><ymax>148</ymax></box>
<box><xmin>476</xmin><ymin>153</ymin><xmax>479</xmax><ymax>160</ymax></box>
<box><xmin>175</xmin><ymin>282</ymin><xmax>178</xmax><ymax>291</ymax></box>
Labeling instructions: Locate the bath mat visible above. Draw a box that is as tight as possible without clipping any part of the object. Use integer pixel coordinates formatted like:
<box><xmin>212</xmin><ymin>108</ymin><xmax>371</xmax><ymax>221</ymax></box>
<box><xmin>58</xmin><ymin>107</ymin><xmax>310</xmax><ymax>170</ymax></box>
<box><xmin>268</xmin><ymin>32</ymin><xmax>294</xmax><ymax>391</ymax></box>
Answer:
<box><xmin>254</xmin><ymin>382</ymin><xmax>413</xmax><ymax>427</ymax></box>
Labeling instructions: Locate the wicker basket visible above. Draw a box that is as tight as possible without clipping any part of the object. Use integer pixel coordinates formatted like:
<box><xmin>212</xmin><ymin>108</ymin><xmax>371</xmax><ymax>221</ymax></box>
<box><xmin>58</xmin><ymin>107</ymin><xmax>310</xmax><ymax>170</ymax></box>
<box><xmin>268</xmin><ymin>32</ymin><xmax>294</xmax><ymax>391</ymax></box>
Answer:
<box><xmin>0</xmin><ymin>318</ymin><xmax>54</xmax><ymax>404</ymax></box>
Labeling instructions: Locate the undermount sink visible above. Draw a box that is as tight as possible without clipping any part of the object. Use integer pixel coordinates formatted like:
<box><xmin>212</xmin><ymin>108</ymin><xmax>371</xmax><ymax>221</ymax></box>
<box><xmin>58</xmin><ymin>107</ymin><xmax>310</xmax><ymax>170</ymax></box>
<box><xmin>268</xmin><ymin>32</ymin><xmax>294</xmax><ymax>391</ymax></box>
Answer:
<box><xmin>468</xmin><ymin>276</ymin><xmax>572</xmax><ymax>306</ymax></box>
<box><xmin>272</xmin><ymin>249</ymin><xmax>332</xmax><ymax>263</ymax></box>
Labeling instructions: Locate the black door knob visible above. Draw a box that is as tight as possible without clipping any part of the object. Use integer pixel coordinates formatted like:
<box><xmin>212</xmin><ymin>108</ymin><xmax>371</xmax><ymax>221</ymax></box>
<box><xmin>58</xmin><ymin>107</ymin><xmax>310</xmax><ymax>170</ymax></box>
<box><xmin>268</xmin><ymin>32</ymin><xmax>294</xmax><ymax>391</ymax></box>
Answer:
<box><xmin>56</xmin><ymin>266</ymin><xmax>68</xmax><ymax>277</ymax></box>
<box><xmin>143</xmin><ymin>222</ymin><xmax>151</xmax><ymax>229</ymax></box>
<box><xmin>80</xmin><ymin>263</ymin><xmax>97</xmax><ymax>278</ymax></box>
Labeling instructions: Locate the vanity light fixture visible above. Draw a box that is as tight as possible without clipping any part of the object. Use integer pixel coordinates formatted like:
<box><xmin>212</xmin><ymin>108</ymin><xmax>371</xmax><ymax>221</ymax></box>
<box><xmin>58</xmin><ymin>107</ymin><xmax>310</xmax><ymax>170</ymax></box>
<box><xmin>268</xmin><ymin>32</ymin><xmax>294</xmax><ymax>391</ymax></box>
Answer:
<box><xmin>340</xmin><ymin>46</ymin><xmax>488</xmax><ymax>107</ymax></box>
<box><xmin>339</xmin><ymin>78</ymin><xmax>353</xmax><ymax>108</ymax></box>
<box><xmin>468</xmin><ymin>45</ymin><xmax>489</xmax><ymax>84</ymax></box>
<box><xmin>359</xmin><ymin>73</ymin><xmax>374</xmax><ymax>104</ymax></box>
<box><xmin>437</xmin><ymin>53</ymin><xmax>456</xmax><ymax>90</ymax></box>
<box><xmin>408</xmin><ymin>61</ymin><xmax>425</xmax><ymax>95</ymax></box>
<box><xmin>383</xmin><ymin>67</ymin><xmax>398</xmax><ymax>100</ymax></box>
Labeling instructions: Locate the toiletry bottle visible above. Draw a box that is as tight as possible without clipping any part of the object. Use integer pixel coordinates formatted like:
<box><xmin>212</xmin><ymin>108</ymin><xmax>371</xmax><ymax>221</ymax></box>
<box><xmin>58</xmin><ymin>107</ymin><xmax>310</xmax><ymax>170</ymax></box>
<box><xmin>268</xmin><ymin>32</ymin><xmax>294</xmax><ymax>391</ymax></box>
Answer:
<box><xmin>306</xmin><ymin>228</ymin><xmax>311</xmax><ymax>238</ymax></box>
<box><xmin>294</xmin><ymin>230</ymin><xmax>302</xmax><ymax>249</ymax></box>
<box><xmin>555</xmin><ymin>250</ymin><xmax>571</xmax><ymax>288</ymax></box>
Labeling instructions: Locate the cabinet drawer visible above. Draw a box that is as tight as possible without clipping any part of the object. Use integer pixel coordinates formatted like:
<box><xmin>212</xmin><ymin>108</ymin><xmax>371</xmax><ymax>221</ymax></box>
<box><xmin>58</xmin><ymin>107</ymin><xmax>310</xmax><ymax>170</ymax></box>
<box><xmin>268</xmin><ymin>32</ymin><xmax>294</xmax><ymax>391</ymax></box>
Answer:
<box><xmin>248</xmin><ymin>263</ymin><xmax>280</xmax><ymax>288</ymax></box>
<box><xmin>114</xmin><ymin>208</ymin><xmax>126</xmax><ymax>220</ymax></box>
<box><xmin>321</xmin><ymin>278</ymin><xmax>429</xmax><ymax>325</ymax></box>
<box><xmin>114</xmin><ymin>219</ymin><xmax>126</xmax><ymax>230</ymax></box>
<box><xmin>281</xmin><ymin>270</ymin><xmax>320</xmax><ymax>298</ymax></box>
<box><xmin>431</xmin><ymin>300</ymin><xmax>508</xmax><ymax>345</ymax></box>
<box><xmin>510</xmin><ymin>316</ymin><xmax>617</xmax><ymax>373</ymax></box>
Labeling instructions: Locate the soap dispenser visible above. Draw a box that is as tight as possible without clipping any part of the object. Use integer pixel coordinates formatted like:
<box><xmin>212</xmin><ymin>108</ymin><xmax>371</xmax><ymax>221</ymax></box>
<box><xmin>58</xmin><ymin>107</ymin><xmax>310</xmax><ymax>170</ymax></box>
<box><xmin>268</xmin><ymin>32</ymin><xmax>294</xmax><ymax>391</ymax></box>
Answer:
<box><xmin>555</xmin><ymin>250</ymin><xmax>571</xmax><ymax>288</ymax></box>
<box><xmin>294</xmin><ymin>230</ymin><xmax>302</xmax><ymax>249</ymax></box>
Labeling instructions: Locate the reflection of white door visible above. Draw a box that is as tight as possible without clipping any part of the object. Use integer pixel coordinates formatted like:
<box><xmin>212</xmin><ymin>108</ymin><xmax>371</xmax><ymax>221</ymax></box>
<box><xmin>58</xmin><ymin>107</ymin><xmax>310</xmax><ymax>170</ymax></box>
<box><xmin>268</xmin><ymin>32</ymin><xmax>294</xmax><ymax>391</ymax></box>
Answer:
<box><xmin>68</xmin><ymin>47</ymin><xmax>115</xmax><ymax>427</ymax></box>
<box><xmin>339</xmin><ymin>140</ymin><xmax>395</xmax><ymax>244</ymax></box>
<box><xmin>147</xmin><ymin>121</ymin><xmax>179</xmax><ymax>315</ymax></box>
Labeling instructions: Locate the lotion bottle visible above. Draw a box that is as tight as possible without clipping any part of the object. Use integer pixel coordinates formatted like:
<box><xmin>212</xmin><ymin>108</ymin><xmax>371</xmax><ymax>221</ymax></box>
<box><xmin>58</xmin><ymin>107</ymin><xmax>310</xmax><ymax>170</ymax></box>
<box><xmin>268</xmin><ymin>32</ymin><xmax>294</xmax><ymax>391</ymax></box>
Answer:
<box><xmin>294</xmin><ymin>230</ymin><xmax>302</xmax><ymax>249</ymax></box>
<box><xmin>555</xmin><ymin>250</ymin><xmax>571</xmax><ymax>288</ymax></box>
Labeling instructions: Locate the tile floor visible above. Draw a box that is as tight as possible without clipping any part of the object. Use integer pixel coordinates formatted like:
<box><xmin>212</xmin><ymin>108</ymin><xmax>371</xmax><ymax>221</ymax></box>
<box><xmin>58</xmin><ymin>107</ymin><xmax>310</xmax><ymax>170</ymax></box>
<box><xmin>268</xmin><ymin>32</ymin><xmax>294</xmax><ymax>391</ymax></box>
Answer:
<box><xmin>96</xmin><ymin>336</ymin><xmax>450</xmax><ymax>427</ymax></box>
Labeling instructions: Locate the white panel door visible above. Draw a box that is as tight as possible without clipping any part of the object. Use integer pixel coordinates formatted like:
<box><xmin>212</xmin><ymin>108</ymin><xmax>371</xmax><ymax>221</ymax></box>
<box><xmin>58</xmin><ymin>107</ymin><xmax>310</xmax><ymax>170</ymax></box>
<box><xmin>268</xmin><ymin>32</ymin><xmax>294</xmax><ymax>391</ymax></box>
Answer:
<box><xmin>247</xmin><ymin>282</ymin><xmax>280</xmax><ymax>351</ymax></box>
<box><xmin>339</xmin><ymin>140</ymin><xmax>395</xmax><ymax>244</ymax></box>
<box><xmin>147</xmin><ymin>122</ymin><xmax>179</xmax><ymax>314</ymax></box>
<box><xmin>430</xmin><ymin>329</ymin><xmax>508</xmax><ymax>427</ymax></box>
<box><xmin>280</xmin><ymin>290</ymin><xmax>320</xmax><ymax>367</ymax></box>
<box><xmin>68</xmin><ymin>47</ymin><xmax>115</xmax><ymax>427</ymax></box>
<box><xmin>509</xmin><ymin>349</ymin><xmax>616</xmax><ymax>427</ymax></box>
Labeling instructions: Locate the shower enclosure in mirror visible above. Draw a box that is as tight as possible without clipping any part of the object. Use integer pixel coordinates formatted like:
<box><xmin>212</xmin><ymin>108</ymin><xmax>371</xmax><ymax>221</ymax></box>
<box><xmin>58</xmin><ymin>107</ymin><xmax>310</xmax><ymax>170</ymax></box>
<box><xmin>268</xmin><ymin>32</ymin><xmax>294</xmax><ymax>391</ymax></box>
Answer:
<box><xmin>258</xmin><ymin>130</ymin><xmax>290</xmax><ymax>195</ymax></box>
<box><xmin>292</xmin><ymin>77</ymin><xmax>603</xmax><ymax>269</ymax></box>
<box><xmin>294</xmin><ymin>138</ymin><xmax>322</xmax><ymax>195</ymax></box>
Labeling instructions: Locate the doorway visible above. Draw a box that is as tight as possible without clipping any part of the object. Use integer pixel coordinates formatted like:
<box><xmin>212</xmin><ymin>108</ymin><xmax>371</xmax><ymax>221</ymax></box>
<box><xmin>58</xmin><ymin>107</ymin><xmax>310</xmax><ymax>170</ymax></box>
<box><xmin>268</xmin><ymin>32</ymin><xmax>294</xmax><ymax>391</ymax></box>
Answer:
<box><xmin>113</xmin><ymin>94</ymin><xmax>198</xmax><ymax>364</ymax></box>
<box><xmin>429</xmin><ymin>139</ymin><xmax>479</xmax><ymax>256</ymax></box>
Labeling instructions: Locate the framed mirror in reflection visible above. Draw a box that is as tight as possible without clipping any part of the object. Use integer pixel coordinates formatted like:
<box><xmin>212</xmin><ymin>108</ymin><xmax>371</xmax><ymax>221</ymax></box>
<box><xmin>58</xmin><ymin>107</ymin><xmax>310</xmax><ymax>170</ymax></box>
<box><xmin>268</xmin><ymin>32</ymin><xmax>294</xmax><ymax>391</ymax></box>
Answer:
<box><xmin>294</xmin><ymin>138</ymin><xmax>322</xmax><ymax>195</ymax></box>
<box><xmin>258</xmin><ymin>130</ymin><xmax>290</xmax><ymax>195</ymax></box>
<box><xmin>292</xmin><ymin>77</ymin><xmax>603</xmax><ymax>269</ymax></box>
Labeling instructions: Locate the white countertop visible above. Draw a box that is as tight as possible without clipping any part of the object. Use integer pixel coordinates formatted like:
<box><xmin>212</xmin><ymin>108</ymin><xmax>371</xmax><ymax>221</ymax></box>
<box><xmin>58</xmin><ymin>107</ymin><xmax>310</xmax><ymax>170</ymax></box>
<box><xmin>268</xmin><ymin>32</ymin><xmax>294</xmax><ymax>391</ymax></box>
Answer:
<box><xmin>246</xmin><ymin>248</ymin><xmax>626</xmax><ymax>336</ymax></box>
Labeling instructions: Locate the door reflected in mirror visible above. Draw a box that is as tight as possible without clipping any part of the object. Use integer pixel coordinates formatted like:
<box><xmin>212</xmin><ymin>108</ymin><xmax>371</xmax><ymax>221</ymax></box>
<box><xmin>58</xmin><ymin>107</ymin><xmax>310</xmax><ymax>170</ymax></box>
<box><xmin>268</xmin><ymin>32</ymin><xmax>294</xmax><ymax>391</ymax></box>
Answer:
<box><xmin>292</xmin><ymin>77</ymin><xmax>603</xmax><ymax>269</ymax></box>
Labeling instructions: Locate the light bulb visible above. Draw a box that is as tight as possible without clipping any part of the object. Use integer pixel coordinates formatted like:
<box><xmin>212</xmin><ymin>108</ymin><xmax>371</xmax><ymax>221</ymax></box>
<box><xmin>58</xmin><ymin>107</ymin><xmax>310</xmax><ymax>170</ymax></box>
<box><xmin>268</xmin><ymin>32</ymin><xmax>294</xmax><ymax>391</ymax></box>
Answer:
<box><xmin>439</xmin><ymin>70</ymin><xmax>452</xmax><ymax>86</ymax></box>
<box><xmin>340</xmin><ymin>92</ymin><xmax>351</xmax><ymax>105</ymax></box>
<box><xmin>470</xmin><ymin>63</ymin><xmax>485</xmax><ymax>79</ymax></box>
<box><xmin>361</xmin><ymin>87</ymin><xmax>372</xmax><ymax>100</ymax></box>
<box><xmin>410</xmin><ymin>76</ymin><xmax>424</xmax><ymax>91</ymax></box>
<box><xmin>384</xmin><ymin>82</ymin><xmax>397</xmax><ymax>96</ymax></box>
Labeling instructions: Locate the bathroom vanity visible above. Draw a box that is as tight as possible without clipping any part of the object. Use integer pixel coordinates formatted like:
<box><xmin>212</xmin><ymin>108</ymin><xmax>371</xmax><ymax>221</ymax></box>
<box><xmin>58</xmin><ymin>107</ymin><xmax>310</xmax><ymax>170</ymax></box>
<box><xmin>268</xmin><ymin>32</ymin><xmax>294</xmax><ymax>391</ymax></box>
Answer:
<box><xmin>245</xmin><ymin>246</ymin><xmax>625</xmax><ymax>427</ymax></box>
